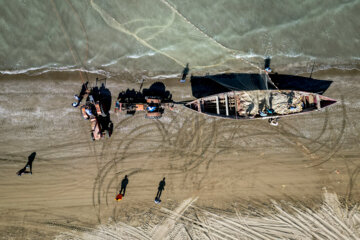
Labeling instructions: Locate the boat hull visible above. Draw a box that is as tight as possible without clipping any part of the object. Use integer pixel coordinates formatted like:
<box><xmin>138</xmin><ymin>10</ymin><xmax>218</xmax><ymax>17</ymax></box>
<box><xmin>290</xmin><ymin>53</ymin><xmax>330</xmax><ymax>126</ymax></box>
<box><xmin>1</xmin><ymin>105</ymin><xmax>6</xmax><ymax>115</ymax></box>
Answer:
<box><xmin>185</xmin><ymin>90</ymin><xmax>337</xmax><ymax>120</ymax></box>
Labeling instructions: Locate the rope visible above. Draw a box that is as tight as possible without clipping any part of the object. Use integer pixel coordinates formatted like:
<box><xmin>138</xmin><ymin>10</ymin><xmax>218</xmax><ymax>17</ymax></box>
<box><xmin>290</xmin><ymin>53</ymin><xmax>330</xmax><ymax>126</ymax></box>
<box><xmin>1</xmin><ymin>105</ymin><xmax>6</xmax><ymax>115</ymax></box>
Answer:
<box><xmin>160</xmin><ymin>0</ymin><xmax>279</xmax><ymax>90</ymax></box>
<box><xmin>50</xmin><ymin>0</ymin><xmax>85</xmax><ymax>83</ymax></box>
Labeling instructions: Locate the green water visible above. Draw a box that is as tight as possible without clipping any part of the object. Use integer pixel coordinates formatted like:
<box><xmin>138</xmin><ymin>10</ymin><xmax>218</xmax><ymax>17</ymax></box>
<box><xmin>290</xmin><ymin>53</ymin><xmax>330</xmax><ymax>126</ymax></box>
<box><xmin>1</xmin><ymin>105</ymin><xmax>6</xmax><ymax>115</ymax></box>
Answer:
<box><xmin>0</xmin><ymin>0</ymin><xmax>359</xmax><ymax>77</ymax></box>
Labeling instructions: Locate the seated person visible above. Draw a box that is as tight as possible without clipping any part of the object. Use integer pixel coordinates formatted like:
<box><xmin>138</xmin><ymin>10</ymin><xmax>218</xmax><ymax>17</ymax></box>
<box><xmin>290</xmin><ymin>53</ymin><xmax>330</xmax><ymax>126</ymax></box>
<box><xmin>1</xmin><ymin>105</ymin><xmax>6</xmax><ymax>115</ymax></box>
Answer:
<box><xmin>265</xmin><ymin>108</ymin><xmax>275</xmax><ymax>115</ymax></box>
<box><xmin>147</xmin><ymin>102</ymin><xmax>157</xmax><ymax>112</ymax></box>
<box><xmin>85</xmin><ymin>107</ymin><xmax>93</xmax><ymax>116</ymax></box>
<box><xmin>259</xmin><ymin>111</ymin><xmax>267</xmax><ymax>117</ymax></box>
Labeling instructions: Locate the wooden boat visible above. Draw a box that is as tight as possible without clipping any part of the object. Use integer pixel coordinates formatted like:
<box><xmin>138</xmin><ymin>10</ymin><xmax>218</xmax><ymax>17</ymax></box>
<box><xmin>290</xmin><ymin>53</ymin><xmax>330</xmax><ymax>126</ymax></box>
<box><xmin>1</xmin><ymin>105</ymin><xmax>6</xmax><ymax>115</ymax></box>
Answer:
<box><xmin>184</xmin><ymin>90</ymin><xmax>337</xmax><ymax>120</ymax></box>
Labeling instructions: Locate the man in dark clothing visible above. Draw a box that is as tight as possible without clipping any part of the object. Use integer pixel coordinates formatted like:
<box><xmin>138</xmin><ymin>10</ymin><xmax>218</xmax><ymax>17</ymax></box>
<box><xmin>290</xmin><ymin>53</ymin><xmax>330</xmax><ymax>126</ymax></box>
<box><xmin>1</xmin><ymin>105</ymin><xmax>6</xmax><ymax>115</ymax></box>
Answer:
<box><xmin>72</xmin><ymin>81</ymin><xmax>89</xmax><ymax>107</ymax></box>
<box><xmin>17</xmin><ymin>152</ymin><xmax>36</xmax><ymax>176</ymax></box>
<box><xmin>180</xmin><ymin>63</ymin><xmax>189</xmax><ymax>83</ymax></box>
<box><xmin>156</xmin><ymin>177</ymin><xmax>166</xmax><ymax>200</ymax></box>
<box><xmin>119</xmin><ymin>175</ymin><xmax>129</xmax><ymax>196</ymax></box>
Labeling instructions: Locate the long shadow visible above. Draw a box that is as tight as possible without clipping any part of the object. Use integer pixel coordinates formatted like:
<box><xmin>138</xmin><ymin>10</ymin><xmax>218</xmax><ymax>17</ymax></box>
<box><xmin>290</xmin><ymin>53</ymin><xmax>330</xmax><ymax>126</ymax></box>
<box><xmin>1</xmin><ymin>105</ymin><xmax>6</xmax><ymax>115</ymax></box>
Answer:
<box><xmin>116</xmin><ymin>82</ymin><xmax>173</xmax><ymax>104</ymax></box>
<box><xmin>98</xmin><ymin>83</ymin><xmax>112</xmax><ymax>114</ymax></box>
<box><xmin>117</xmin><ymin>89</ymin><xmax>146</xmax><ymax>104</ymax></box>
<box><xmin>93</xmin><ymin>80</ymin><xmax>113</xmax><ymax>136</ymax></box>
<box><xmin>115</xmin><ymin>82</ymin><xmax>173</xmax><ymax>117</ymax></box>
<box><xmin>142</xmin><ymin>82</ymin><xmax>173</xmax><ymax>102</ymax></box>
<box><xmin>191</xmin><ymin>73</ymin><xmax>333</xmax><ymax>98</ymax></box>
<box><xmin>16</xmin><ymin>152</ymin><xmax>36</xmax><ymax>176</ymax></box>
<box><xmin>118</xmin><ymin>175</ymin><xmax>128</xmax><ymax>197</ymax></box>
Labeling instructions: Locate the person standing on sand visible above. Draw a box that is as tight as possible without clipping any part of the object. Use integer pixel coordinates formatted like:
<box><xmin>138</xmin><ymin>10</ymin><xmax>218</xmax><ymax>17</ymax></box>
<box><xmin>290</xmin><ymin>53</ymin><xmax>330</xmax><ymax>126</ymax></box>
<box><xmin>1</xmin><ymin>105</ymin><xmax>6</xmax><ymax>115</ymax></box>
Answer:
<box><xmin>180</xmin><ymin>63</ymin><xmax>189</xmax><ymax>83</ymax></box>
<box><xmin>156</xmin><ymin>177</ymin><xmax>166</xmax><ymax>200</ymax></box>
<box><xmin>72</xmin><ymin>81</ymin><xmax>89</xmax><ymax>107</ymax></box>
<box><xmin>119</xmin><ymin>175</ymin><xmax>129</xmax><ymax>196</ymax></box>
<box><xmin>16</xmin><ymin>152</ymin><xmax>36</xmax><ymax>176</ymax></box>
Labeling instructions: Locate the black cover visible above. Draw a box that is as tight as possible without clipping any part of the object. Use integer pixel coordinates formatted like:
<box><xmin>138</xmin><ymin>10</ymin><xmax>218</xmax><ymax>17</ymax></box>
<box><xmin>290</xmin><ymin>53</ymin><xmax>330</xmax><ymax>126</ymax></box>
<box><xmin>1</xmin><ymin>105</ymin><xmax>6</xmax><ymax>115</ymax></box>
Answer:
<box><xmin>190</xmin><ymin>73</ymin><xmax>332</xmax><ymax>98</ymax></box>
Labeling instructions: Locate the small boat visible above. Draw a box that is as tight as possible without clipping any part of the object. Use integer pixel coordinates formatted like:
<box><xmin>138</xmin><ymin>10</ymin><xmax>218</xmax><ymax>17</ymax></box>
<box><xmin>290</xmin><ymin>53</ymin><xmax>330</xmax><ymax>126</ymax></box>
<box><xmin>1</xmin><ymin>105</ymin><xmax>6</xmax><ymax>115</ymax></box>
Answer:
<box><xmin>184</xmin><ymin>90</ymin><xmax>336</xmax><ymax>120</ymax></box>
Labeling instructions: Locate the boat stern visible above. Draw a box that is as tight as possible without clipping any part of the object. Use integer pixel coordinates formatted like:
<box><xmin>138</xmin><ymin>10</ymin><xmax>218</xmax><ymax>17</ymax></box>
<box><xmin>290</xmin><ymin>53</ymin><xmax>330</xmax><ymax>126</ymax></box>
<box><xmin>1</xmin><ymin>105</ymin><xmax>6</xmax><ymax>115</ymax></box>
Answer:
<box><xmin>318</xmin><ymin>95</ymin><xmax>337</xmax><ymax>109</ymax></box>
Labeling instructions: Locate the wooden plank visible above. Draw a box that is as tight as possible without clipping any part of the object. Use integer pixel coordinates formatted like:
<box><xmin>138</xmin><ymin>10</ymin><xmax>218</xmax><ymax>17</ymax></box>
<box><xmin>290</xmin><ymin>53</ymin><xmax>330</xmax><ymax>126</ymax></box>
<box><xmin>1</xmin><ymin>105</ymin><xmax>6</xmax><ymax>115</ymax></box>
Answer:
<box><xmin>234</xmin><ymin>93</ymin><xmax>238</xmax><ymax>119</ymax></box>
<box><xmin>315</xmin><ymin>95</ymin><xmax>321</xmax><ymax>109</ymax></box>
<box><xmin>225</xmin><ymin>94</ymin><xmax>229</xmax><ymax>116</ymax></box>
<box><xmin>216</xmin><ymin>96</ymin><xmax>220</xmax><ymax>115</ymax></box>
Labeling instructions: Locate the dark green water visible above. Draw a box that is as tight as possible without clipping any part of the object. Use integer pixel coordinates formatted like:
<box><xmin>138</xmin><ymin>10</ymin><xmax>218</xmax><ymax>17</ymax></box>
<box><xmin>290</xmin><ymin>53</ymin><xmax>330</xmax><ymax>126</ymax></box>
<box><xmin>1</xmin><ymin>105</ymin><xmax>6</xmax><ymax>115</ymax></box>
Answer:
<box><xmin>0</xmin><ymin>0</ymin><xmax>359</xmax><ymax>77</ymax></box>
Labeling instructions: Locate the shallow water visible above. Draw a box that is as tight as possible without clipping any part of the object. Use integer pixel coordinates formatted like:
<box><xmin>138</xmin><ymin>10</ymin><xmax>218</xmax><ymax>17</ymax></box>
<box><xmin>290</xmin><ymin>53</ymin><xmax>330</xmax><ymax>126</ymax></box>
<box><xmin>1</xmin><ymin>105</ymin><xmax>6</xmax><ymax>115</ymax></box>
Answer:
<box><xmin>0</xmin><ymin>0</ymin><xmax>359</xmax><ymax>78</ymax></box>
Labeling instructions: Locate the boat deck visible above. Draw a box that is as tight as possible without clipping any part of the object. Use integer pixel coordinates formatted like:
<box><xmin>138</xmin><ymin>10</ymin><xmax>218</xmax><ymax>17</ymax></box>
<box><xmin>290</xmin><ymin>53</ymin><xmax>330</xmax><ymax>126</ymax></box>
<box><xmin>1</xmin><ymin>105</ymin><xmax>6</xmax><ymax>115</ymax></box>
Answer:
<box><xmin>186</xmin><ymin>90</ymin><xmax>336</xmax><ymax>119</ymax></box>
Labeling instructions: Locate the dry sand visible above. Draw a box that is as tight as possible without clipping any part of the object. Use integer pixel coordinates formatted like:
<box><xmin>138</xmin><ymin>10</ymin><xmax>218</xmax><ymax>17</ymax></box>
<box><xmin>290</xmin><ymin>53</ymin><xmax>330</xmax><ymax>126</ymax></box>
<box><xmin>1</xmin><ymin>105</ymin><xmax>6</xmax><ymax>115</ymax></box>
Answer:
<box><xmin>0</xmin><ymin>69</ymin><xmax>359</xmax><ymax>239</ymax></box>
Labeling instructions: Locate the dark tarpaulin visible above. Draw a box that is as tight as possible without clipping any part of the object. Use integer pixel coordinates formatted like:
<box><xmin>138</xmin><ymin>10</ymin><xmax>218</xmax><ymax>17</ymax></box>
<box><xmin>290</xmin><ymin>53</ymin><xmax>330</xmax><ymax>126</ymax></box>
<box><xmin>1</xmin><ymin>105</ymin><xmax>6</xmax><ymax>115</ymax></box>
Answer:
<box><xmin>190</xmin><ymin>73</ymin><xmax>274</xmax><ymax>98</ymax></box>
<box><xmin>190</xmin><ymin>73</ymin><xmax>332</xmax><ymax>98</ymax></box>
<box><xmin>208</xmin><ymin>73</ymin><xmax>274</xmax><ymax>91</ymax></box>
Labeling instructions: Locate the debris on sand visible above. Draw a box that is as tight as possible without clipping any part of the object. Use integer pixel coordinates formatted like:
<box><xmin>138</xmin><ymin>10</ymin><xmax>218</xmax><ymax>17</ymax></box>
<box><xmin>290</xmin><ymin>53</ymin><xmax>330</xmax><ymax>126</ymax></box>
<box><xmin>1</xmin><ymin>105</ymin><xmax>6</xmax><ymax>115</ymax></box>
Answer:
<box><xmin>56</xmin><ymin>191</ymin><xmax>360</xmax><ymax>239</ymax></box>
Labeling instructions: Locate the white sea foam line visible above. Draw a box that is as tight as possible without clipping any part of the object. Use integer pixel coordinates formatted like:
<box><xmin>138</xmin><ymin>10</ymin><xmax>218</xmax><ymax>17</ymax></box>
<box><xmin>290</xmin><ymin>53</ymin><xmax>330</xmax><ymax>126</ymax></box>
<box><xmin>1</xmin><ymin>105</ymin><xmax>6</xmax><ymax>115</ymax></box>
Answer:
<box><xmin>41</xmin><ymin>67</ymin><xmax>110</xmax><ymax>77</ymax></box>
<box><xmin>98</xmin><ymin>50</ymin><xmax>158</xmax><ymax>68</ymax></box>
<box><xmin>145</xmin><ymin>73</ymin><xmax>180</xmax><ymax>79</ymax></box>
<box><xmin>127</xmin><ymin>51</ymin><xmax>157</xmax><ymax>59</ymax></box>
<box><xmin>0</xmin><ymin>64</ymin><xmax>75</xmax><ymax>75</ymax></box>
<box><xmin>0</xmin><ymin>65</ymin><xmax>110</xmax><ymax>78</ymax></box>
<box><xmin>100</xmin><ymin>59</ymin><xmax>118</xmax><ymax>67</ymax></box>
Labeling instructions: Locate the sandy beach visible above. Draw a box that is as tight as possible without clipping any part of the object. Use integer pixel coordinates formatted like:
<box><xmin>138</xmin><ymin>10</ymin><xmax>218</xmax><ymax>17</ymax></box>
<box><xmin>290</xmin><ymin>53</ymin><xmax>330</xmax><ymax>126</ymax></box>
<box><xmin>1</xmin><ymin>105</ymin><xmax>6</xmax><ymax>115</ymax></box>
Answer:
<box><xmin>0</xmin><ymin>68</ymin><xmax>359</xmax><ymax>239</ymax></box>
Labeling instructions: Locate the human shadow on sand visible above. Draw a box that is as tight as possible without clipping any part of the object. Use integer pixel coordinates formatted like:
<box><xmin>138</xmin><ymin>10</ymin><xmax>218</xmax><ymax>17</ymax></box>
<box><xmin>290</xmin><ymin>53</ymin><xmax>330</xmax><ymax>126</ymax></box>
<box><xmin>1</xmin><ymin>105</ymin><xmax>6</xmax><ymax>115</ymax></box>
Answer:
<box><xmin>17</xmin><ymin>152</ymin><xmax>36</xmax><ymax>176</ymax></box>
<box><xmin>94</xmin><ymin>80</ymin><xmax>112</xmax><ymax>115</ymax></box>
<box><xmin>117</xmin><ymin>82</ymin><xmax>173</xmax><ymax>103</ymax></box>
<box><xmin>94</xmin><ymin>79</ymin><xmax>113</xmax><ymax>137</ymax></box>
<box><xmin>115</xmin><ymin>82</ymin><xmax>173</xmax><ymax>116</ymax></box>
<box><xmin>142</xmin><ymin>82</ymin><xmax>172</xmax><ymax>102</ymax></box>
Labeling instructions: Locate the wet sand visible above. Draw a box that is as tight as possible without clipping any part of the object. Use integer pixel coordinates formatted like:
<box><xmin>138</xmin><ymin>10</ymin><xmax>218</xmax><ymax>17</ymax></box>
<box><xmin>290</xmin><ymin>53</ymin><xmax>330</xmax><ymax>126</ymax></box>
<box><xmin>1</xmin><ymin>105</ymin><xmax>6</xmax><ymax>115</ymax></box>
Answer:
<box><xmin>0</xmin><ymin>69</ymin><xmax>359</xmax><ymax>239</ymax></box>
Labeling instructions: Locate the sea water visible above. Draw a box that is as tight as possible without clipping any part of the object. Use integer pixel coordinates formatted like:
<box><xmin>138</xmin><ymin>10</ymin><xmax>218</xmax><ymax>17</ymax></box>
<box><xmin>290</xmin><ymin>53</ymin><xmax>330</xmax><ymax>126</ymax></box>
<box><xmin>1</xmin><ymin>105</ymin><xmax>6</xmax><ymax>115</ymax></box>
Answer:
<box><xmin>0</xmin><ymin>0</ymin><xmax>359</xmax><ymax>78</ymax></box>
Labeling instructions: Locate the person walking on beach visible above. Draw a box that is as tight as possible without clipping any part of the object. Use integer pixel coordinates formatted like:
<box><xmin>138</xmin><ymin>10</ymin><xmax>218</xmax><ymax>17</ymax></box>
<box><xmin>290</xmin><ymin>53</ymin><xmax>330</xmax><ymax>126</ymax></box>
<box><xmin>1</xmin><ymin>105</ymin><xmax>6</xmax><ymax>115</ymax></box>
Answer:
<box><xmin>180</xmin><ymin>63</ymin><xmax>189</xmax><ymax>83</ymax></box>
<box><xmin>16</xmin><ymin>152</ymin><xmax>36</xmax><ymax>176</ymax></box>
<box><xmin>119</xmin><ymin>175</ymin><xmax>129</xmax><ymax>196</ymax></box>
<box><xmin>155</xmin><ymin>177</ymin><xmax>166</xmax><ymax>203</ymax></box>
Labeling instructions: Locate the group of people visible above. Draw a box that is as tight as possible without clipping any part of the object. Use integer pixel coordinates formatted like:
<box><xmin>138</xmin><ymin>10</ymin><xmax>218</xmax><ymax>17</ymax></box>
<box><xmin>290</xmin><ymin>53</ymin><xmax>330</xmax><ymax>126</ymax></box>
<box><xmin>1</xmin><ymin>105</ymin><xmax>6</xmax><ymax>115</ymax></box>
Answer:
<box><xmin>116</xmin><ymin>176</ymin><xmax>166</xmax><ymax>204</ymax></box>
<box><xmin>17</xmin><ymin>153</ymin><xmax>167</xmax><ymax>204</ymax></box>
